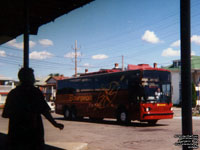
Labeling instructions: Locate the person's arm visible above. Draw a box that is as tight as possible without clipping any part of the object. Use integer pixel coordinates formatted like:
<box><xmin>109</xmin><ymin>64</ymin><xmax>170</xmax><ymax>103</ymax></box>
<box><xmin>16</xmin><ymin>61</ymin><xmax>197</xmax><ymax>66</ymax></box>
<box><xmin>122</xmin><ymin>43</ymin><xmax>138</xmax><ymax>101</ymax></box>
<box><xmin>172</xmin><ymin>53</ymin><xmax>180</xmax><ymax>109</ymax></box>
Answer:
<box><xmin>43</xmin><ymin>110</ymin><xmax>64</xmax><ymax>130</ymax></box>
<box><xmin>36</xmin><ymin>88</ymin><xmax>64</xmax><ymax>130</ymax></box>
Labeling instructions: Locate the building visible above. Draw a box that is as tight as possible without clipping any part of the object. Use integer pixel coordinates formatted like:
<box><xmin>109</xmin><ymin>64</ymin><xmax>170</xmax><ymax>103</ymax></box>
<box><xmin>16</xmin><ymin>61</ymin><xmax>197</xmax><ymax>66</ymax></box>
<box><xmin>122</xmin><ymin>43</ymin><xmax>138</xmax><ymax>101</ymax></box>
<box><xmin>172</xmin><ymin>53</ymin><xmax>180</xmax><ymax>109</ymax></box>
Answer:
<box><xmin>0</xmin><ymin>76</ymin><xmax>16</xmax><ymax>108</ymax></box>
<box><xmin>0</xmin><ymin>74</ymin><xmax>69</xmax><ymax>109</ymax></box>
<box><xmin>37</xmin><ymin>75</ymin><xmax>69</xmax><ymax>102</ymax></box>
<box><xmin>163</xmin><ymin>56</ymin><xmax>200</xmax><ymax>106</ymax></box>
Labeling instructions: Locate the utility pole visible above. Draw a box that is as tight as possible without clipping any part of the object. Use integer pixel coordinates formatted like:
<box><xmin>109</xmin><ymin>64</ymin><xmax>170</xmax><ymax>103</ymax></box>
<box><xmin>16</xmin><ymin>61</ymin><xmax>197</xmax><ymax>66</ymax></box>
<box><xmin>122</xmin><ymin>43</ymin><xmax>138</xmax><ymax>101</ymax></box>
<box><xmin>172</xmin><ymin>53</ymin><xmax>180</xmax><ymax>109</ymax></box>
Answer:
<box><xmin>122</xmin><ymin>55</ymin><xmax>124</xmax><ymax>71</ymax></box>
<box><xmin>75</xmin><ymin>40</ymin><xmax>77</xmax><ymax>77</ymax></box>
<box><xmin>72</xmin><ymin>40</ymin><xmax>80</xmax><ymax>77</ymax></box>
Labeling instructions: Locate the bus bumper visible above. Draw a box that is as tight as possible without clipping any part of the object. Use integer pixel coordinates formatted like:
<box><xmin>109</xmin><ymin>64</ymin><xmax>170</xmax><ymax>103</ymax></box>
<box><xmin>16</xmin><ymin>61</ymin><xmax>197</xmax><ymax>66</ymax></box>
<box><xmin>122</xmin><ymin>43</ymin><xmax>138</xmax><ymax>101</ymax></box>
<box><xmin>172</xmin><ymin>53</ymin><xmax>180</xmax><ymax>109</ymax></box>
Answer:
<box><xmin>141</xmin><ymin>112</ymin><xmax>174</xmax><ymax>121</ymax></box>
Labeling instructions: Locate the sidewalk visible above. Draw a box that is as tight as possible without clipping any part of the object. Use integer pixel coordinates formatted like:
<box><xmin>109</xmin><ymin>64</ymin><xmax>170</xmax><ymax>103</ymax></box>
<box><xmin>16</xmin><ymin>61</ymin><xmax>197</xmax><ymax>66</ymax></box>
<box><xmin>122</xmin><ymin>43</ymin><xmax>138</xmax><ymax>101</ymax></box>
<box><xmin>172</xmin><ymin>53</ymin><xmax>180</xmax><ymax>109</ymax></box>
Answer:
<box><xmin>0</xmin><ymin>133</ymin><xmax>88</xmax><ymax>150</ymax></box>
<box><xmin>173</xmin><ymin>107</ymin><xmax>181</xmax><ymax>117</ymax></box>
<box><xmin>0</xmin><ymin>109</ymin><xmax>88</xmax><ymax>150</ymax></box>
<box><xmin>45</xmin><ymin>142</ymin><xmax>88</xmax><ymax>150</ymax></box>
<box><xmin>173</xmin><ymin>106</ymin><xmax>200</xmax><ymax>119</ymax></box>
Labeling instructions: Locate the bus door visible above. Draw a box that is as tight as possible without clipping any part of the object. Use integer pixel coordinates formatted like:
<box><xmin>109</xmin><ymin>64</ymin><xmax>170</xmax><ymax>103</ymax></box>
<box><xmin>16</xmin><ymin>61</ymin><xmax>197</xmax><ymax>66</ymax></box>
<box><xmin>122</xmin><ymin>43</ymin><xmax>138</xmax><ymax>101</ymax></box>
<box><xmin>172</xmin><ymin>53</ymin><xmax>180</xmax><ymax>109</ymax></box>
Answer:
<box><xmin>128</xmin><ymin>78</ymin><xmax>142</xmax><ymax>120</ymax></box>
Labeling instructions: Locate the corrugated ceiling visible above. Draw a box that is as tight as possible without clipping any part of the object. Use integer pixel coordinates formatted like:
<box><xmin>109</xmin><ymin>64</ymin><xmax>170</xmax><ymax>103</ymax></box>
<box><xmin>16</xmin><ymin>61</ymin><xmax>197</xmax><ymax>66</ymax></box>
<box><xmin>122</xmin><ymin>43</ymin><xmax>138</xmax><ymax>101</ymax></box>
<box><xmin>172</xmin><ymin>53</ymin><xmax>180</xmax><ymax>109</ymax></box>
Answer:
<box><xmin>0</xmin><ymin>0</ymin><xmax>93</xmax><ymax>45</ymax></box>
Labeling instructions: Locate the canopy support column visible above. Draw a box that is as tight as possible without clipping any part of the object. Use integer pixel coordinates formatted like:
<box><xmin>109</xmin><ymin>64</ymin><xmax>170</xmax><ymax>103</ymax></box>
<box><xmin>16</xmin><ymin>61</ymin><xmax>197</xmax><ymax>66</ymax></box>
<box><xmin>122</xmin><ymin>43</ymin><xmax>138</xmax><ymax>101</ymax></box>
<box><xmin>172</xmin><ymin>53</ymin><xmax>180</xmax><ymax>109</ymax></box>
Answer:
<box><xmin>23</xmin><ymin>0</ymin><xmax>30</xmax><ymax>68</ymax></box>
<box><xmin>181</xmin><ymin>0</ymin><xmax>193</xmax><ymax>149</ymax></box>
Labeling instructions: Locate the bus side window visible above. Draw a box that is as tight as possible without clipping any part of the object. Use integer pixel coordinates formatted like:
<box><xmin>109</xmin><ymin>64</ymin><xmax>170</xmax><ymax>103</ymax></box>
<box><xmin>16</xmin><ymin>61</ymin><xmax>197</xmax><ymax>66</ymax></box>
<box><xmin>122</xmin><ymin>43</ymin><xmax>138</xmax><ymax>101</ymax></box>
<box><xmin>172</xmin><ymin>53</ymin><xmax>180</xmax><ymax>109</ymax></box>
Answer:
<box><xmin>80</xmin><ymin>78</ymin><xmax>94</xmax><ymax>92</ymax></box>
<box><xmin>94</xmin><ymin>75</ymin><xmax>108</xmax><ymax>90</ymax></box>
<box><xmin>162</xmin><ymin>84</ymin><xmax>170</xmax><ymax>96</ymax></box>
<box><xmin>161</xmin><ymin>84</ymin><xmax>171</xmax><ymax>103</ymax></box>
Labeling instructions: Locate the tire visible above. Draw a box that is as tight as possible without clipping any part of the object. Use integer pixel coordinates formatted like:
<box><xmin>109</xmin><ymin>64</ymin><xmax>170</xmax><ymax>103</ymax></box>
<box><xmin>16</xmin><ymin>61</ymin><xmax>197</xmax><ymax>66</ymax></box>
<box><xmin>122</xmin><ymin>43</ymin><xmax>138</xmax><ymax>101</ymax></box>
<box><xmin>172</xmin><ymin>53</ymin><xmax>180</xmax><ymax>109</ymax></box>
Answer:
<box><xmin>64</xmin><ymin>107</ymin><xmax>70</xmax><ymax>120</ymax></box>
<box><xmin>117</xmin><ymin>108</ymin><xmax>130</xmax><ymax>125</ymax></box>
<box><xmin>70</xmin><ymin>107</ymin><xmax>77</xmax><ymax>120</ymax></box>
<box><xmin>148</xmin><ymin>120</ymin><xmax>158</xmax><ymax>125</ymax></box>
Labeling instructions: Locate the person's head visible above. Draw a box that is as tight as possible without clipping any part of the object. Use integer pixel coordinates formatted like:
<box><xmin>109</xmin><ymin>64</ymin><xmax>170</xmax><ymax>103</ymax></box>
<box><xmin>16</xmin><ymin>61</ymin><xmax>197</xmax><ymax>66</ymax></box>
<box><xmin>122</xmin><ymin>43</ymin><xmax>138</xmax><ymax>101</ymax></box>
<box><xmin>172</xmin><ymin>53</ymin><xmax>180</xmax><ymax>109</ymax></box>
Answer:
<box><xmin>18</xmin><ymin>68</ymin><xmax>35</xmax><ymax>85</ymax></box>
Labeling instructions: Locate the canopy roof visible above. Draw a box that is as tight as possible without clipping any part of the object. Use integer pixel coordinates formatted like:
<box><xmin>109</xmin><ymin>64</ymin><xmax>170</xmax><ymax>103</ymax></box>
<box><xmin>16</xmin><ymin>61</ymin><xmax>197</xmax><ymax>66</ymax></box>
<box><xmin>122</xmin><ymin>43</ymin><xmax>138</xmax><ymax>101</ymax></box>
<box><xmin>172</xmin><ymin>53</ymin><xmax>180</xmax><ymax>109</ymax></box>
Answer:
<box><xmin>0</xmin><ymin>0</ymin><xmax>93</xmax><ymax>45</ymax></box>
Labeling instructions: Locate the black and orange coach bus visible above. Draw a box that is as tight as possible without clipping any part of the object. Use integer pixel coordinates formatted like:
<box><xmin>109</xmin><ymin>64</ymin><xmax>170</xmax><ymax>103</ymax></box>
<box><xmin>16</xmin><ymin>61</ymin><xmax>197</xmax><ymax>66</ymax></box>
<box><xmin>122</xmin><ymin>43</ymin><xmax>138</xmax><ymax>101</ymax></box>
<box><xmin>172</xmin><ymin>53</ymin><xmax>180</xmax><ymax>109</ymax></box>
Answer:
<box><xmin>55</xmin><ymin>64</ymin><xmax>173</xmax><ymax>125</ymax></box>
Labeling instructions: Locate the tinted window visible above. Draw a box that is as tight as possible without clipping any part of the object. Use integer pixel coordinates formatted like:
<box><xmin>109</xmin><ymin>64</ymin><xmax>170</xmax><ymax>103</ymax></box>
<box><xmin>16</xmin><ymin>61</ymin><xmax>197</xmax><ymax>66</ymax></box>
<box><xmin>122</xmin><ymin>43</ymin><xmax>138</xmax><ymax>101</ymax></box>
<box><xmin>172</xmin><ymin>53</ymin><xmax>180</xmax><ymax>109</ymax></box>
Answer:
<box><xmin>143</xmin><ymin>70</ymin><xmax>171</xmax><ymax>82</ymax></box>
<box><xmin>94</xmin><ymin>75</ymin><xmax>108</xmax><ymax>89</ymax></box>
<box><xmin>57</xmin><ymin>79</ymin><xmax>81</xmax><ymax>94</ymax></box>
<box><xmin>80</xmin><ymin>78</ymin><xmax>94</xmax><ymax>91</ymax></box>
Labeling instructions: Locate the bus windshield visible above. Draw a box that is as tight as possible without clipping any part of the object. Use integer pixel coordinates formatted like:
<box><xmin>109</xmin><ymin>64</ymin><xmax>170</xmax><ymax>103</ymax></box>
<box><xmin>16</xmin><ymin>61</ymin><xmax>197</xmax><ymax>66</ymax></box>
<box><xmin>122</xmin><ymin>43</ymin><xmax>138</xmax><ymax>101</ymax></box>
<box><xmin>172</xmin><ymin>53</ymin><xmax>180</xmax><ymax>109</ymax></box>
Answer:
<box><xmin>143</xmin><ymin>83</ymin><xmax>171</xmax><ymax>103</ymax></box>
<box><xmin>142</xmin><ymin>70</ymin><xmax>171</xmax><ymax>103</ymax></box>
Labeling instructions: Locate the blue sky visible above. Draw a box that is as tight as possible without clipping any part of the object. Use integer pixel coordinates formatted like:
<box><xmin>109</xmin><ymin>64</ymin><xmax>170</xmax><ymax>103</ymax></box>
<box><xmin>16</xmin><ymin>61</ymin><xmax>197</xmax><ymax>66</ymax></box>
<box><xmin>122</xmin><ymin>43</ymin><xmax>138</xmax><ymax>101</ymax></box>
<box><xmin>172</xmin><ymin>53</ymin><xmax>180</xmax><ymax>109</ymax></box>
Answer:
<box><xmin>1</xmin><ymin>0</ymin><xmax>200</xmax><ymax>80</ymax></box>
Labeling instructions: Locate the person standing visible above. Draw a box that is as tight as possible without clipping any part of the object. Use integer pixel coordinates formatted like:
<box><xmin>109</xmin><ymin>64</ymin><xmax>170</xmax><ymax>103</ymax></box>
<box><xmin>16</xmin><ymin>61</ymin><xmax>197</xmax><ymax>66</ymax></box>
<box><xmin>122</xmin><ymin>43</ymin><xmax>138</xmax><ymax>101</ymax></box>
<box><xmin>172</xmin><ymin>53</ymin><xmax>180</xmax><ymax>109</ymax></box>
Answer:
<box><xmin>2</xmin><ymin>68</ymin><xmax>64</xmax><ymax>150</ymax></box>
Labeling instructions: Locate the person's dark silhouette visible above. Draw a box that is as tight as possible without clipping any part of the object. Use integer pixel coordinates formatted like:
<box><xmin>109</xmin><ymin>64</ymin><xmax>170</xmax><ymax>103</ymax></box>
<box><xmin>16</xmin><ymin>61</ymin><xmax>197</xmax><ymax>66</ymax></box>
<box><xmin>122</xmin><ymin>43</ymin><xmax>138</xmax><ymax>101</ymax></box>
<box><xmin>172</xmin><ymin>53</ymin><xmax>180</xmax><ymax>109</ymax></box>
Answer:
<box><xmin>2</xmin><ymin>68</ymin><xmax>64</xmax><ymax>150</ymax></box>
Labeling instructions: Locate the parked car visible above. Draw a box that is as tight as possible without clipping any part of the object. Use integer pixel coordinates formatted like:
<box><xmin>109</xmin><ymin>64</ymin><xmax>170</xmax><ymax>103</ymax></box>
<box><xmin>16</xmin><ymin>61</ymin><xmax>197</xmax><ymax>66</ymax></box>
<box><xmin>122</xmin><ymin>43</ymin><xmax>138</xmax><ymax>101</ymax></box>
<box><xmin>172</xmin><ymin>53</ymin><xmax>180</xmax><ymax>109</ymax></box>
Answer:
<box><xmin>47</xmin><ymin>101</ymin><xmax>55</xmax><ymax>112</ymax></box>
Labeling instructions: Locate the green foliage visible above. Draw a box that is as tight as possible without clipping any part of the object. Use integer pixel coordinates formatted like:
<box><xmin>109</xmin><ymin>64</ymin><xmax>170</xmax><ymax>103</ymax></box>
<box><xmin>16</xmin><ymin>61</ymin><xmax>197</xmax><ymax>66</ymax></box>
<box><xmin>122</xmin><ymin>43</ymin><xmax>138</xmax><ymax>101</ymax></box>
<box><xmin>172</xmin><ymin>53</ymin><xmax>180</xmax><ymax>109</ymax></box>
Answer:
<box><xmin>49</xmin><ymin>73</ymin><xmax>62</xmax><ymax>77</ymax></box>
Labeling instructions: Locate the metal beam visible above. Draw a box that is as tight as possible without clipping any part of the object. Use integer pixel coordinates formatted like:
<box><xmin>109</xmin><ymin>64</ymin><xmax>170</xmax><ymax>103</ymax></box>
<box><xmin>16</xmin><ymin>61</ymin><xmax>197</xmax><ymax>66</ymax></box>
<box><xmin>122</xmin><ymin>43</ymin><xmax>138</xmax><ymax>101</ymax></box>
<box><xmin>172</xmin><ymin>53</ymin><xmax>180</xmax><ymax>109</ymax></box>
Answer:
<box><xmin>23</xmin><ymin>0</ymin><xmax>30</xmax><ymax>68</ymax></box>
<box><xmin>180</xmin><ymin>0</ymin><xmax>193</xmax><ymax>149</ymax></box>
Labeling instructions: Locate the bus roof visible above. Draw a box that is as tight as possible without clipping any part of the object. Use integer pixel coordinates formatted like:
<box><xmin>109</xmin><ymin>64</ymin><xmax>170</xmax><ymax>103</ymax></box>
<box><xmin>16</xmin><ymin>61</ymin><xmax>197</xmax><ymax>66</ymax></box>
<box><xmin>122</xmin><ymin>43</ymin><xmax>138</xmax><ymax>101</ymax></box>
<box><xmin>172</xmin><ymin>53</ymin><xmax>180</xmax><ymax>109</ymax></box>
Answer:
<box><xmin>80</xmin><ymin>64</ymin><xmax>170</xmax><ymax>77</ymax></box>
<box><xmin>127</xmin><ymin>64</ymin><xmax>170</xmax><ymax>72</ymax></box>
<box><xmin>80</xmin><ymin>69</ymin><xmax>121</xmax><ymax>76</ymax></box>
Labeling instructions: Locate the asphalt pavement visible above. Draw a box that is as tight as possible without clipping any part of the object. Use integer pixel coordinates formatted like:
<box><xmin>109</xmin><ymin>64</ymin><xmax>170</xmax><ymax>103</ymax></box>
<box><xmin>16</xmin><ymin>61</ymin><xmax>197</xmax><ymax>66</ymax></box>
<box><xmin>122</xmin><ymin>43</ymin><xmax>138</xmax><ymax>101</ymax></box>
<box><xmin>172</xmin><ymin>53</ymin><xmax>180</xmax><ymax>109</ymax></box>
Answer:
<box><xmin>1</xmin><ymin>107</ymin><xmax>198</xmax><ymax>150</ymax></box>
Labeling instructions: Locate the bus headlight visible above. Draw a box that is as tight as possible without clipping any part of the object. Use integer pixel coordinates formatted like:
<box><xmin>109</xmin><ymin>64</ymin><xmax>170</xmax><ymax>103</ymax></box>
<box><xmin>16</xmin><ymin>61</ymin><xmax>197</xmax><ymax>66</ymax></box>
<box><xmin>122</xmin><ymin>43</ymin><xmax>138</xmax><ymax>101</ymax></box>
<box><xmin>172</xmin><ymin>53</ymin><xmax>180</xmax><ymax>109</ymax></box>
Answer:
<box><xmin>170</xmin><ymin>107</ymin><xmax>173</xmax><ymax>111</ymax></box>
<box><xmin>145</xmin><ymin>107</ymin><xmax>151</xmax><ymax>112</ymax></box>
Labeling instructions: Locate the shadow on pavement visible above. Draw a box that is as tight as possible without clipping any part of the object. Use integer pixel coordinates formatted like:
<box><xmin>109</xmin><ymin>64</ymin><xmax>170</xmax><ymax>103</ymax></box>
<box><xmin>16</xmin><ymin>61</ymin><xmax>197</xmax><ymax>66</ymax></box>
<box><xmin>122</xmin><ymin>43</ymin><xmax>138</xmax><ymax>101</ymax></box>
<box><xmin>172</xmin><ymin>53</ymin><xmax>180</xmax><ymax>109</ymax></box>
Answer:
<box><xmin>54</xmin><ymin>117</ymin><xmax>168</xmax><ymax>127</ymax></box>
<box><xmin>0</xmin><ymin>133</ymin><xmax>6</xmax><ymax>150</ymax></box>
<box><xmin>45</xmin><ymin>144</ymin><xmax>65</xmax><ymax>150</ymax></box>
<box><xmin>0</xmin><ymin>133</ymin><xmax>66</xmax><ymax>150</ymax></box>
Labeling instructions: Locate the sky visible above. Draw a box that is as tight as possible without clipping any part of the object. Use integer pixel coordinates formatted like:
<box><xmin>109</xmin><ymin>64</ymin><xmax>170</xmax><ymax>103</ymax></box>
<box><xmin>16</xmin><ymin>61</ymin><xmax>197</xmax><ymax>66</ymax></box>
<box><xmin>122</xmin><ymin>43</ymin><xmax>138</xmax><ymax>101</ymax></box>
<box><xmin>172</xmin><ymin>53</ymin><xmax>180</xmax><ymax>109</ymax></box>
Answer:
<box><xmin>1</xmin><ymin>0</ymin><xmax>200</xmax><ymax>80</ymax></box>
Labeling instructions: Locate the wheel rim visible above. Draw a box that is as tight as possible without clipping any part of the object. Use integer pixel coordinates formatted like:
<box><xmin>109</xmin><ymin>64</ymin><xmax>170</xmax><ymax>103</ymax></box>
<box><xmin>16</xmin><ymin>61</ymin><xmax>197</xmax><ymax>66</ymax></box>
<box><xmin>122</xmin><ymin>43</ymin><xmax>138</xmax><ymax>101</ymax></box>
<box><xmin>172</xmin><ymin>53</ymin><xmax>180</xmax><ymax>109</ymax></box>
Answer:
<box><xmin>120</xmin><ymin>112</ymin><xmax>126</xmax><ymax>122</ymax></box>
<box><xmin>65</xmin><ymin>109</ymin><xmax>70</xmax><ymax>118</ymax></box>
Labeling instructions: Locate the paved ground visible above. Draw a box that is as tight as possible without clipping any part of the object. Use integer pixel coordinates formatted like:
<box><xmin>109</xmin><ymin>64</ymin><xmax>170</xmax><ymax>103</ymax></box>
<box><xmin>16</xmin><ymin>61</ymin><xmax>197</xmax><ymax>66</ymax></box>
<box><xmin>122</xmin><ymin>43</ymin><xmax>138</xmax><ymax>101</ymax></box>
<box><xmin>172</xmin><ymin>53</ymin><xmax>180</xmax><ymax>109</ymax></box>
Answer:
<box><xmin>0</xmin><ymin>108</ymin><xmax>200</xmax><ymax>150</ymax></box>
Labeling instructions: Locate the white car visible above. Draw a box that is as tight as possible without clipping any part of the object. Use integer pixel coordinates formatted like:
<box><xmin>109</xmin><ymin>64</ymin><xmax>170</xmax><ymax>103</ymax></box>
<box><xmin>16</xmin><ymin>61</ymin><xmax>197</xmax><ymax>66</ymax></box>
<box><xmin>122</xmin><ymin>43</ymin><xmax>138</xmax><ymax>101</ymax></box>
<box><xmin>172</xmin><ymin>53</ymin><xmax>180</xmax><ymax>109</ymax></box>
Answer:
<box><xmin>47</xmin><ymin>101</ymin><xmax>55</xmax><ymax>112</ymax></box>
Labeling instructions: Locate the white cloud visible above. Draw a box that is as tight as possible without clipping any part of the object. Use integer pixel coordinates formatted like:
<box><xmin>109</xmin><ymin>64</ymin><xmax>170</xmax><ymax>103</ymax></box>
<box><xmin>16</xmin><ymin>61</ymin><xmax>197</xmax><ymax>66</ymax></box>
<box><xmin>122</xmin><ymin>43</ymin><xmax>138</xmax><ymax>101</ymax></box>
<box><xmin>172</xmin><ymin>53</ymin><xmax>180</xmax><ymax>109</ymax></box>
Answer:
<box><xmin>191</xmin><ymin>35</ymin><xmax>200</xmax><ymax>45</ymax></box>
<box><xmin>171</xmin><ymin>36</ymin><xmax>200</xmax><ymax>47</ymax></box>
<box><xmin>29</xmin><ymin>41</ymin><xmax>36</xmax><ymax>48</ymax></box>
<box><xmin>30</xmin><ymin>51</ymin><xmax>53</xmax><ymax>60</ymax></box>
<box><xmin>92</xmin><ymin>54</ymin><xmax>108</xmax><ymax>60</ymax></box>
<box><xmin>142</xmin><ymin>30</ymin><xmax>161</xmax><ymax>44</ymax></box>
<box><xmin>7</xmin><ymin>39</ymin><xmax>23</xmax><ymax>49</ymax></box>
<box><xmin>161</xmin><ymin>48</ymin><xmax>180</xmax><ymax>57</ymax></box>
<box><xmin>191</xmin><ymin>51</ymin><xmax>196</xmax><ymax>56</ymax></box>
<box><xmin>82</xmin><ymin>63</ymin><xmax>93</xmax><ymax>67</ymax></box>
<box><xmin>162</xmin><ymin>48</ymin><xmax>195</xmax><ymax>57</ymax></box>
<box><xmin>0</xmin><ymin>50</ymin><xmax>6</xmax><ymax>57</ymax></box>
<box><xmin>39</xmin><ymin>39</ymin><xmax>54</xmax><ymax>47</ymax></box>
<box><xmin>7</xmin><ymin>39</ymin><xmax>36</xmax><ymax>49</ymax></box>
<box><xmin>64</xmin><ymin>52</ymin><xmax>81</xmax><ymax>58</ymax></box>
<box><xmin>170</xmin><ymin>40</ymin><xmax>180</xmax><ymax>47</ymax></box>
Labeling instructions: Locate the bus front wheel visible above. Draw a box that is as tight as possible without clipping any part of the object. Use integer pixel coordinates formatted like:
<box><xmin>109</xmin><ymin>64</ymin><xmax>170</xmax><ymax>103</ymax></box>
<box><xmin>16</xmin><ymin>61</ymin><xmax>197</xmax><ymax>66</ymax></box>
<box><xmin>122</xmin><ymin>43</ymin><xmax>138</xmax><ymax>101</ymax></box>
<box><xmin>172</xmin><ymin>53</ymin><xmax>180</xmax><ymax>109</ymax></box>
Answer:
<box><xmin>147</xmin><ymin>120</ymin><xmax>158</xmax><ymax>125</ymax></box>
<box><xmin>117</xmin><ymin>108</ymin><xmax>130</xmax><ymax>125</ymax></box>
<box><xmin>70</xmin><ymin>107</ymin><xmax>77</xmax><ymax>120</ymax></box>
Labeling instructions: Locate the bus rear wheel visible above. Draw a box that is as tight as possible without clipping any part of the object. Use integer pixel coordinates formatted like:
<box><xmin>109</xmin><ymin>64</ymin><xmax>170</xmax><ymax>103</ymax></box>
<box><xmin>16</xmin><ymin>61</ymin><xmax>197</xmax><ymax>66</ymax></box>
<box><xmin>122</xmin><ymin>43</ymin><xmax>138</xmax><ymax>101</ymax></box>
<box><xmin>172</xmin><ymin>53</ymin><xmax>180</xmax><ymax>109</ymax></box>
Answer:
<box><xmin>70</xmin><ymin>107</ymin><xmax>77</xmax><ymax>120</ymax></box>
<box><xmin>64</xmin><ymin>107</ymin><xmax>70</xmax><ymax>120</ymax></box>
<box><xmin>117</xmin><ymin>109</ymin><xmax>130</xmax><ymax>125</ymax></box>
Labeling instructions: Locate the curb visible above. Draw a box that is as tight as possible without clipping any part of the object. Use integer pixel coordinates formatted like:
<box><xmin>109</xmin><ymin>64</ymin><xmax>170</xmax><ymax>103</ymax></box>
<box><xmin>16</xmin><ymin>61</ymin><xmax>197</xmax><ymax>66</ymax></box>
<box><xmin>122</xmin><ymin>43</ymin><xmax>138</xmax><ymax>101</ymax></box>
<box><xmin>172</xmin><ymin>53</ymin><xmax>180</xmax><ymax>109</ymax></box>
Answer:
<box><xmin>174</xmin><ymin>116</ymin><xmax>200</xmax><ymax>120</ymax></box>
<box><xmin>46</xmin><ymin>142</ymin><xmax>88</xmax><ymax>150</ymax></box>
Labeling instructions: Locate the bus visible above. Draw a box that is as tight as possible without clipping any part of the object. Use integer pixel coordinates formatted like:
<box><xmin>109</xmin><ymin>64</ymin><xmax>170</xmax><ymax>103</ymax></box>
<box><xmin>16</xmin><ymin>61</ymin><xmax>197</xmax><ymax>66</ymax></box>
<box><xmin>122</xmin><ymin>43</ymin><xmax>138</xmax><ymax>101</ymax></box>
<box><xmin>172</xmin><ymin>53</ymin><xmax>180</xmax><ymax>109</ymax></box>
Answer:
<box><xmin>55</xmin><ymin>64</ymin><xmax>173</xmax><ymax>125</ymax></box>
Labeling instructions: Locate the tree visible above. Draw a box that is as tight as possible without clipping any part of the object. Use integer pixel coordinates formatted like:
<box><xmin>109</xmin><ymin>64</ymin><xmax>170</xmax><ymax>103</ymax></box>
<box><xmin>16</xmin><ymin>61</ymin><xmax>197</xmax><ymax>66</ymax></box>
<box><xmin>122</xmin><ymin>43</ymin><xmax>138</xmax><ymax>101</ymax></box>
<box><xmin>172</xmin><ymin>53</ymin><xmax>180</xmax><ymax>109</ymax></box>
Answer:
<box><xmin>49</xmin><ymin>73</ymin><xmax>63</xmax><ymax>77</ymax></box>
